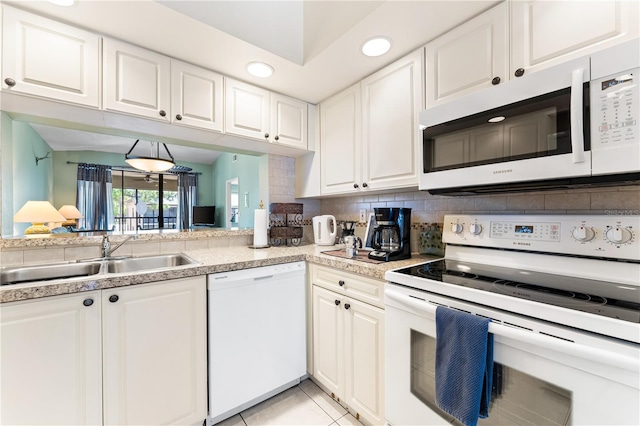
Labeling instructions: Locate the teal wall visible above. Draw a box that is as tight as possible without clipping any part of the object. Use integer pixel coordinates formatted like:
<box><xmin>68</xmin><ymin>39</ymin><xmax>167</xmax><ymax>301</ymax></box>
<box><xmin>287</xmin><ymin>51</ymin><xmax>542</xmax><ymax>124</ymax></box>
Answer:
<box><xmin>1</xmin><ymin>113</ymin><xmax>14</xmax><ymax>237</ymax></box>
<box><xmin>2</xmin><ymin>116</ymin><xmax>54</xmax><ymax>236</ymax></box>
<box><xmin>213</xmin><ymin>153</ymin><xmax>262</xmax><ymax>228</ymax></box>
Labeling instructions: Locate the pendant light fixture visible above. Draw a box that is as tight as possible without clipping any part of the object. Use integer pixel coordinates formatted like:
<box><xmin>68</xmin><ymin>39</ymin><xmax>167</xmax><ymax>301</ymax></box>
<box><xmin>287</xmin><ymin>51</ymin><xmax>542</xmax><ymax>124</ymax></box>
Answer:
<box><xmin>125</xmin><ymin>139</ymin><xmax>175</xmax><ymax>172</ymax></box>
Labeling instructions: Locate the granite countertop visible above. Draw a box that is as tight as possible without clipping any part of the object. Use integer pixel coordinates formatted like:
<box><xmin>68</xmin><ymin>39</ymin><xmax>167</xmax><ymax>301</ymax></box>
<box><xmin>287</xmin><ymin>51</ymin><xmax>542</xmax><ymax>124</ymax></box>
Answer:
<box><xmin>0</xmin><ymin>244</ymin><xmax>439</xmax><ymax>303</ymax></box>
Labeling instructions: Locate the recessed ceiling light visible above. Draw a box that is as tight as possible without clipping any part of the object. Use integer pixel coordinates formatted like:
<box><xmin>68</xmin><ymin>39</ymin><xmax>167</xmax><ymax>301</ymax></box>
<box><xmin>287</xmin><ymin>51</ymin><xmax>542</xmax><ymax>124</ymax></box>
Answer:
<box><xmin>488</xmin><ymin>116</ymin><xmax>506</xmax><ymax>123</ymax></box>
<box><xmin>247</xmin><ymin>62</ymin><xmax>274</xmax><ymax>78</ymax></box>
<box><xmin>48</xmin><ymin>0</ymin><xmax>75</xmax><ymax>6</ymax></box>
<box><xmin>361</xmin><ymin>36</ymin><xmax>392</xmax><ymax>57</ymax></box>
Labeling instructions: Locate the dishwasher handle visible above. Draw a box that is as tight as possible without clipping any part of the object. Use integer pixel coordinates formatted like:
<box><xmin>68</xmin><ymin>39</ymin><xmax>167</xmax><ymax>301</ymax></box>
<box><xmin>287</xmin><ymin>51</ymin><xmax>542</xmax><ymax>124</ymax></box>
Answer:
<box><xmin>254</xmin><ymin>275</ymin><xmax>274</xmax><ymax>281</ymax></box>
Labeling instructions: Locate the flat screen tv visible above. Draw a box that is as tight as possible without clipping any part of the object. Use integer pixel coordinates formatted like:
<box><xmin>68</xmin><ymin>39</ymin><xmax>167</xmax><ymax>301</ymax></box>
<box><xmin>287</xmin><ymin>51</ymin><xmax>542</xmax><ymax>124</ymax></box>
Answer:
<box><xmin>192</xmin><ymin>206</ymin><xmax>216</xmax><ymax>226</ymax></box>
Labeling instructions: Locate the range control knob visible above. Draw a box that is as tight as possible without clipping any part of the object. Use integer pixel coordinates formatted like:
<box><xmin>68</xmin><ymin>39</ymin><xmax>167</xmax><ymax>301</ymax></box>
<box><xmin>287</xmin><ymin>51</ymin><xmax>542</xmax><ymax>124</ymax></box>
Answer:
<box><xmin>572</xmin><ymin>226</ymin><xmax>595</xmax><ymax>242</ymax></box>
<box><xmin>605</xmin><ymin>226</ymin><xmax>633</xmax><ymax>244</ymax></box>
<box><xmin>451</xmin><ymin>223</ymin><xmax>464</xmax><ymax>234</ymax></box>
<box><xmin>469</xmin><ymin>223</ymin><xmax>482</xmax><ymax>235</ymax></box>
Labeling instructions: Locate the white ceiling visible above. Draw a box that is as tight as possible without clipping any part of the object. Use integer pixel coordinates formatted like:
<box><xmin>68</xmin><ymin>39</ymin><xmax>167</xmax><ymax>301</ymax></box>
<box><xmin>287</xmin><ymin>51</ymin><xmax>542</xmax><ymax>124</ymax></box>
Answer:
<box><xmin>10</xmin><ymin>0</ymin><xmax>498</xmax><ymax>162</ymax></box>
<box><xmin>30</xmin><ymin>124</ymin><xmax>222</xmax><ymax>165</ymax></box>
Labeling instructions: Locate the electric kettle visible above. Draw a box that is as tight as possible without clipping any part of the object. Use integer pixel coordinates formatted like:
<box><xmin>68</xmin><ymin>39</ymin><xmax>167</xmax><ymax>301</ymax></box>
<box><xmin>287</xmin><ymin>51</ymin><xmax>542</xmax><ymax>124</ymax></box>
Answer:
<box><xmin>312</xmin><ymin>215</ymin><xmax>337</xmax><ymax>246</ymax></box>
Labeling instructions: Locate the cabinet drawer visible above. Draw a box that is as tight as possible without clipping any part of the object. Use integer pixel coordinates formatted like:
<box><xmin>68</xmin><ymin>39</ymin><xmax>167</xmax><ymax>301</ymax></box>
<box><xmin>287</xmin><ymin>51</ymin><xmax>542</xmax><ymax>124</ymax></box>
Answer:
<box><xmin>311</xmin><ymin>264</ymin><xmax>384</xmax><ymax>308</ymax></box>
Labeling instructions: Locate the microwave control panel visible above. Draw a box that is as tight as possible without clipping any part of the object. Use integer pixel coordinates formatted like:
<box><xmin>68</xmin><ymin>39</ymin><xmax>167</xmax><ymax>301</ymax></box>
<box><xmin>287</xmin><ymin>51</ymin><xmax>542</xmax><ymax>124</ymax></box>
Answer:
<box><xmin>591</xmin><ymin>66</ymin><xmax>640</xmax><ymax>175</ymax></box>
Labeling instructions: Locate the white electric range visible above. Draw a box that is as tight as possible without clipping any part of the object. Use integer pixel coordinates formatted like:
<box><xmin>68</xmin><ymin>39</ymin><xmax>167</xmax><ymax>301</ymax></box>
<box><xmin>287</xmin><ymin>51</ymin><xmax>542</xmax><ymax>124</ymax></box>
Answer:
<box><xmin>384</xmin><ymin>214</ymin><xmax>640</xmax><ymax>426</ymax></box>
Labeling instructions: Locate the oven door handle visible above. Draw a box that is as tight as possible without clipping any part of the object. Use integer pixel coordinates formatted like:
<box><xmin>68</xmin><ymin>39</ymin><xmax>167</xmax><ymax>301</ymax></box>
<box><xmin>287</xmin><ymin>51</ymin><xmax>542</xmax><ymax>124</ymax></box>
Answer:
<box><xmin>385</xmin><ymin>288</ymin><xmax>639</xmax><ymax>373</ymax></box>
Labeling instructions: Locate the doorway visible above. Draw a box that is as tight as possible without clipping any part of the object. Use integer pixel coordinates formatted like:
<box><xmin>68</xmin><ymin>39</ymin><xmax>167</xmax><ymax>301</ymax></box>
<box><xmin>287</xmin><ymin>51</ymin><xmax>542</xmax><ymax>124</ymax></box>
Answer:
<box><xmin>225</xmin><ymin>177</ymin><xmax>239</xmax><ymax>228</ymax></box>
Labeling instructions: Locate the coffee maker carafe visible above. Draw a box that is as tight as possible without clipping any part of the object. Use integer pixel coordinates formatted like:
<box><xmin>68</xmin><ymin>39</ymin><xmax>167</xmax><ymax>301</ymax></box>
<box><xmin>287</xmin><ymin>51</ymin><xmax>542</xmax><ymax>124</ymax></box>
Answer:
<box><xmin>368</xmin><ymin>207</ymin><xmax>411</xmax><ymax>261</ymax></box>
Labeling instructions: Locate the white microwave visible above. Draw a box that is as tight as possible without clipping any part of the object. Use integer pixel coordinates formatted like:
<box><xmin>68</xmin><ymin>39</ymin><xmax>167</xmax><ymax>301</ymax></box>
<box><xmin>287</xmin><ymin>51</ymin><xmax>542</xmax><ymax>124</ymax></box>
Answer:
<box><xmin>419</xmin><ymin>39</ymin><xmax>640</xmax><ymax>194</ymax></box>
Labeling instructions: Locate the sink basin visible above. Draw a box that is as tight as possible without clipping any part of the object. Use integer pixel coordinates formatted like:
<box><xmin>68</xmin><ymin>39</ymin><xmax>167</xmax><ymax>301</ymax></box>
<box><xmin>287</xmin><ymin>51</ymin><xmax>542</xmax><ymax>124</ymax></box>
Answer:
<box><xmin>106</xmin><ymin>254</ymin><xmax>197</xmax><ymax>274</ymax></box>
<box><xmin>1</xmin><ymin>262</ymin><xmax>102</xmax><ymax>286</ymax></box>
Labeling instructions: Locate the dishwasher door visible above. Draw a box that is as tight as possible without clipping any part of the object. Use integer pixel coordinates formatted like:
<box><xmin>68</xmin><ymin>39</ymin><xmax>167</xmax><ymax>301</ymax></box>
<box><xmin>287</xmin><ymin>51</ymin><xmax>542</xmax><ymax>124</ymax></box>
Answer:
<box><xmin>207</xmin><ymin>261</ymin><xmax>306</xmax><ymax>424</ymax></box>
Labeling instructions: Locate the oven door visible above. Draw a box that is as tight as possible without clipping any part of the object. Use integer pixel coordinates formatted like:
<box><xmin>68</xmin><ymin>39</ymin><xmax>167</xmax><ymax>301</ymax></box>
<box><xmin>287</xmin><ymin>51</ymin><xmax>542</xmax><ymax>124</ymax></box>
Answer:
<box><xmin>385</xmin><ymin>284</ymin><xmax>640</xmax><ymax>426</ymax></box>
<box><xmin>419</xmin><ymin>56</ymin><xmax>591</xmax><ymax>192</ymax></box>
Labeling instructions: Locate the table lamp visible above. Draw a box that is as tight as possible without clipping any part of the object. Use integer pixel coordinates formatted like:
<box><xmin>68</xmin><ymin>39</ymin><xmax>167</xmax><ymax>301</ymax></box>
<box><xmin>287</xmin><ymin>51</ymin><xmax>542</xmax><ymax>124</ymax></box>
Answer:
<box><xmin>13</xmin><ymin>201</ymin><xmax>66</xmax><ymax>234</ymax></box>
<box><xmin>58</xmin><ymin>205</ymin><xmax>83</xmax><ymax>228</ymax></box>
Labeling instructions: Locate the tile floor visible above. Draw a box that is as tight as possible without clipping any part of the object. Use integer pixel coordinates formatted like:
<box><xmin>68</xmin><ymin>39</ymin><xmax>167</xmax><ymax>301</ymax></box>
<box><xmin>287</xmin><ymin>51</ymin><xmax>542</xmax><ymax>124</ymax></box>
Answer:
<box><xmin>215</xmin><ymin>379</ymin><xmax>363</xmax><ymax>426</ymax></box>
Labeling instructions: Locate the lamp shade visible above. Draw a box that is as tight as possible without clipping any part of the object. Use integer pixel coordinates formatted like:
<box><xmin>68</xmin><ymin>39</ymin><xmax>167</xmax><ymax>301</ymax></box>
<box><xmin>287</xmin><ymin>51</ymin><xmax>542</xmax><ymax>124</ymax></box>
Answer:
<box><xmin>125</xmin><ymin>157</ymin><xmax>175</xmax><ymax>172</ymax></box>
<box><xmin>14</xmin><ymin>201</ymin><xmax>66</xmax><ymax>234</ymax></box>
<box><xmin>125</xmin><ymin>140</ymin><xmax>175</xmax><ymax>172</ymax></box>
<box><xmin>58</xmin><ymin>205</ymin><xmax>83</xmax><ymax>219</ymax></box>
<box><xmin>58</xmin><ymin>205</ymin><xmax>83</xmax><ymax>227</ymax></box>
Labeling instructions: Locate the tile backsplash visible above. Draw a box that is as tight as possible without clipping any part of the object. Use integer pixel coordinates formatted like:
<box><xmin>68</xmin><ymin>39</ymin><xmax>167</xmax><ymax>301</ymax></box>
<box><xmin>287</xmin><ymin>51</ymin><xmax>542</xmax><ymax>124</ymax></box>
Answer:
<box><xmin>313</xmin><ymin>185</ymin><xmax>640</xmax><ymax>252</ymax></box>
<box><xmin>268</xmin><ymin>155</ymin><xmax>640</xmax><ymax>250</ymax></box>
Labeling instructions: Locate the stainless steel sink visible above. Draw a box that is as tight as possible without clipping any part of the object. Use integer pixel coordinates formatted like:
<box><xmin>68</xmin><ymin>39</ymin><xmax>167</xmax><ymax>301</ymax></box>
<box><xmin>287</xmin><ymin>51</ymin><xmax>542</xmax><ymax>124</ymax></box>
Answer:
<box><xmin>1</xmin><ymin>262</ymin><xmax>103</xmax><ymax>286</ymax></box>
<box><xmin>106</xmin><ymin>254</ymin><xmax>197</xmax><ymax>274</ymax></box>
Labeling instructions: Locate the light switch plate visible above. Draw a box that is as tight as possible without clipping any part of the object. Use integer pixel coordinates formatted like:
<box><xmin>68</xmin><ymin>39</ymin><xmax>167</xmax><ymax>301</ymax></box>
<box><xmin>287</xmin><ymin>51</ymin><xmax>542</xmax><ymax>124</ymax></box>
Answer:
<box><xmin>359</xmin><ymin>209</ymin><xmax>367</xmax><ymax>223</ymax></box>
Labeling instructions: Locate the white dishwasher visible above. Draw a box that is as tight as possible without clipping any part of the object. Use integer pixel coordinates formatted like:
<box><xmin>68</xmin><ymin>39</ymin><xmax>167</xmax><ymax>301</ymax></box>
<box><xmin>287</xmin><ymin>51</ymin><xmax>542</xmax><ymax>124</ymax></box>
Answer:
<box><xmin>206</xmin><ymin>261</ymin><xmax>307</xmax><ymax>425</ymax></box>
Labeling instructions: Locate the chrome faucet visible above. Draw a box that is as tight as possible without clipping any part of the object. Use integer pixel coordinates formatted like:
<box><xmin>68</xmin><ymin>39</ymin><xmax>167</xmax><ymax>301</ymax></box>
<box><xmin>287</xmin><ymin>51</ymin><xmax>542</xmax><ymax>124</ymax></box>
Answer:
<box><xmin>102</xmin><ymin>235</ymin><xmax>135</xmax><ymax>258</ymax></box>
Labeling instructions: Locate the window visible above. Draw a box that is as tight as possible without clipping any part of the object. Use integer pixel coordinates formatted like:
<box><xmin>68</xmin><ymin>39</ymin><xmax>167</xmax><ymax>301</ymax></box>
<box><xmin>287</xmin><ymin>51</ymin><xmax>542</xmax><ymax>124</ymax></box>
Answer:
<box><xmin>111</xmin><ymin>171</ymin><xmax>178</xmax><ymax>231</ymax></box>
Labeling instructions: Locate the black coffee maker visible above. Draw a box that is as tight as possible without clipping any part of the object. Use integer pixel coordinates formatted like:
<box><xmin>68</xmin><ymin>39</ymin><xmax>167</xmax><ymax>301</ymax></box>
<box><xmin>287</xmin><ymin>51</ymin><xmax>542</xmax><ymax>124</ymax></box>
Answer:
<box><xmin>368</xmin><ymin>207</ymin><xmax>411</xmax><ymax>261</ymax></box>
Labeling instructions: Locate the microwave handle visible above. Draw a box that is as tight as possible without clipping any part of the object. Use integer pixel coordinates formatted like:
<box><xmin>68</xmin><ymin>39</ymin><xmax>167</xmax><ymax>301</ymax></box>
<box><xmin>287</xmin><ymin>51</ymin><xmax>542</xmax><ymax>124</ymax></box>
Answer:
<box><xmin>570</xmin><ymin>68</ymin><xmax>586</xmax><ymax>163</ymax></box>
<box><xmin>385</xmin><ymin>288</ymin><xmax>638</xmax><ymax>373</ymax></box>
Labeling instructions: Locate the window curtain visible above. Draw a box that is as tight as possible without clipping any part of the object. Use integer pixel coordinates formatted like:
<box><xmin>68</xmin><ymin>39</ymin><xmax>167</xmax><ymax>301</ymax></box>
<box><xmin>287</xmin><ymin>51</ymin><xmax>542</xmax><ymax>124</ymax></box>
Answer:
<box><xmin>177</xmin><ymin>173</ymin><xmax>198</xmax><ymax>230</ymax></box>
<box><xmin>76</xmin><ymin>163</ymin><xmax>114</xmax><ymax>231</ymax></box>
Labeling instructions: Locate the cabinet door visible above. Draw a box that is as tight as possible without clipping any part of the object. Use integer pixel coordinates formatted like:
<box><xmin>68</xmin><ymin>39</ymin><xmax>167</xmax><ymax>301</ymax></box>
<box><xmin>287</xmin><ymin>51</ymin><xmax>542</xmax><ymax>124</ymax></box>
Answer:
<box><xmin>103</xmin><ymin>38</ymin><xmax>171</xmax><ymax>121</ymax></box>
<box><xmin>361</xmin><ymin>50</ymin><xmax>422</xmax><ymax>190</ymax></box>
<box><xmin>425</xmin><ymin>2</ymin><xmax>508</xmax><ymax>107</ymax></box>
<box><xmin>312</xmin><ymin>285</ymin><xmax>344</xmax><ymax>398</ymax></box>
<box><xmin>320</xmin><ymin>84</ymin><xmax>362</xmax><ymax>194</ymax></box>
<box><xmin>511</xmin><ymin>0</ymin><xmax>640</xmax><ymax>78</ymax></box>
<box><xmin>0</xmin><ymin>291</ymin><xmax>102</xmax><ymax>425</ymax></box>
<box><xmin>224</xmin><ymin>78</ymin><xmax>270</xmax><ymax>140</ymax></box>
<box><xmin>344</xmin><ymin>297</ymin><xmax>385</xmax><ymax>426</ymax></box>
<box><xmin>102</xmin><ymin>277</ymin><xmax>207</xmax><ymax>426</ymax></box>
<box><xmin>171</xmin><ymin>59</ymin><xmax>223</xmax><ymax>132</ymax></box>
<box><xmin>2</xmin><ymin>6</ymin><xmax>100</xmax><ymax>107</ymax></box>
<box><xmin>270</xmin><ymin>93</ymin><xmax>308</xmax><ymax>149</ymax></box>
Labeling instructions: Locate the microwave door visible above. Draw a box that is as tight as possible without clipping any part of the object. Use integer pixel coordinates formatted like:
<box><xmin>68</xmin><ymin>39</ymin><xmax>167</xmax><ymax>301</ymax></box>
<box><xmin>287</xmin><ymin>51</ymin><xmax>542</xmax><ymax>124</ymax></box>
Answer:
<box><xmin>420</xmin><ymin>61</ymin><xmax>591</xmax><ymax>191</ymax></box>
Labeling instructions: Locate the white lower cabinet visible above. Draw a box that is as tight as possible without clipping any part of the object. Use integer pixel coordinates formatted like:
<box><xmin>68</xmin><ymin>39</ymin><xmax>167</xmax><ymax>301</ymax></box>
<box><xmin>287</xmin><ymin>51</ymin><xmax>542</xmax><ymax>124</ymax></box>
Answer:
<box><xmin>0</xmin><ymin>291</ymin><xmax>103</xmax><ymax>425</ymax></box>
<box><xmin>312</xmin><ymin>267</ymin><xmax>384</xmax><ymax>426</ymax></box>
<box><xmin>103</xmin><ymin>276</ymin><xmax>207</xmax><ymax>426</ymax></box>
<box><xmin>0</xmin><ymin>276</ymin><xmax>207</xmax><ymax>426</ymax></box>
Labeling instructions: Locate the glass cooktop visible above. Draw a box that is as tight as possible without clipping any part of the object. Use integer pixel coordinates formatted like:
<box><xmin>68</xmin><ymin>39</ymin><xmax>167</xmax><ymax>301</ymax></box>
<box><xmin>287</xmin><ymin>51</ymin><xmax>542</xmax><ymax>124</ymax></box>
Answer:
<box><xmin>394</xmin><ymin>259</ymin><xmax>640</xmax><ymax>324</ymax></box>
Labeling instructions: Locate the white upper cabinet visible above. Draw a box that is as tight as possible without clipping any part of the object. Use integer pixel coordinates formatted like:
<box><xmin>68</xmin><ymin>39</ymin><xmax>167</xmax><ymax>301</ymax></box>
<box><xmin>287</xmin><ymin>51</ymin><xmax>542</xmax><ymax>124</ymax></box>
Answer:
<box><xmin>171</xmin><ymin>59</ymin><xmax>223</xmax><ymax>132</ymax></box>
<box><xmin>319</xmin><ymin>49</ymin><xmax>423</xmax><ymax>195</ymax></box>
<box><xmin>362</xmin><ymin>49</ymin><xmax>423</xmax><ymax>190</ymax></box>
<box><xmin>1</xmin><ymin>6</ymin><xmax>100</xmax><ymax>107</ymax></box>
<box><xmin>425</xmin><ymin>1</ymin><xmax>639</xmax><ymax>108</ymax></box>
<box><xmin>225</xmin><ymin>78</ymin><xmax>270</xmax><ymax>140</ymax></box>
<box><xmin>511</xmin><ymin>0</ymin><xmax>640</xmax><ymax>77</ymax></box>
<box><xmin>320</xmin><ymin>83</ymin><xmax>362</xmax><ymax>194</ymax></box>
<box><xmin>225</xmin><ymin>78</ymin><xmax>308</xmax><ymax>148</ymax></box>
<box><xmin>425</xmin><ymin>2</ymin><xmax>508</xmax><ymax>107</ymax></box>
<box><xmin>270</xmin><ymin>93</ymin><xmax>308</xmax><ymax>149</ymax></box>
<box><xmin>103</xmin><ymin>38</ymin><xmax>171</xmax><ymax>121</ymax></box>
<box><xmin>0</xmin><ymin>291</ymin><xmax>103</xmax><ymax>425</ymax></box>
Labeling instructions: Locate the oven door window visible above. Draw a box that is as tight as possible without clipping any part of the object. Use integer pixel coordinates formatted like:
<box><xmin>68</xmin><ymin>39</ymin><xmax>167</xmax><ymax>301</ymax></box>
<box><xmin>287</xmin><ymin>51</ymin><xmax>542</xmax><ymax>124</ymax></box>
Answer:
<box><xmin>423</xmin><ymin>85</ymin><xmax>590</xmax><ymax>173</ymax></box>
<box><xmin>410</xmin><ymin>330</ymin><xmax>573</xmax><ymax>425</ymax></box>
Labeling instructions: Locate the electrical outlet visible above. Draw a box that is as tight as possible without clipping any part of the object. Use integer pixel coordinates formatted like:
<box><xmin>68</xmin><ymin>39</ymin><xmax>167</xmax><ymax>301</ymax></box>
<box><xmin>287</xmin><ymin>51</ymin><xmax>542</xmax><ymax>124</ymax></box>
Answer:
<box><xmin>359</xmin><ymin>209</ymin><xmax>367</xmax><ymax>223</ymax></box>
